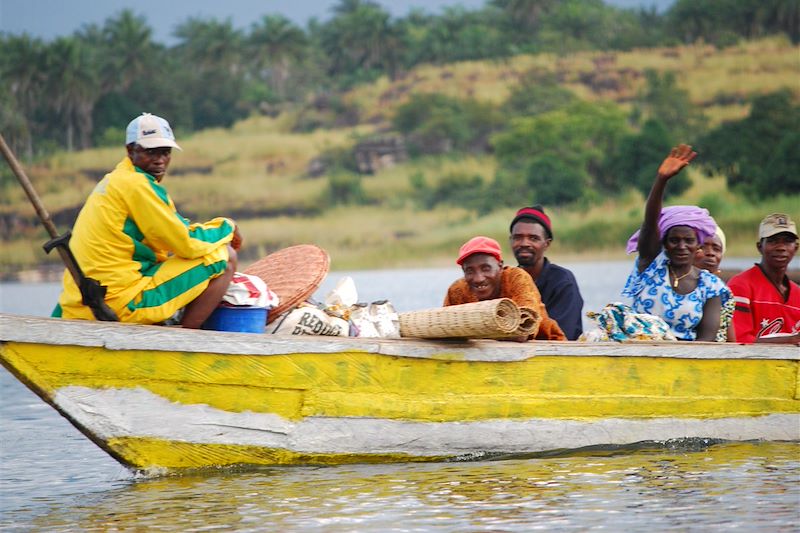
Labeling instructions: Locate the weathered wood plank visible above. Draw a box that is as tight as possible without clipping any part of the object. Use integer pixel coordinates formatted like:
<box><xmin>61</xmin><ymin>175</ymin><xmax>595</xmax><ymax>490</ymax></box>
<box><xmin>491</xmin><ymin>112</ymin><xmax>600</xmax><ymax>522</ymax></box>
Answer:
<box><xmin>2</xmin><ymin>313</ymin><xmax>798</xmax><ymax>361</ymax></box>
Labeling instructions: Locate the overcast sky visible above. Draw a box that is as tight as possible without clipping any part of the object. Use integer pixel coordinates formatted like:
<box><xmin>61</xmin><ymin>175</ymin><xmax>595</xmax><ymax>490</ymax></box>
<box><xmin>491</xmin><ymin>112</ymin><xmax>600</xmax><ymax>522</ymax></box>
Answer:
<box><xmin>1</xmin><ymin>0</ymin><xmax>673</xmax><ymax>45</ymax></box>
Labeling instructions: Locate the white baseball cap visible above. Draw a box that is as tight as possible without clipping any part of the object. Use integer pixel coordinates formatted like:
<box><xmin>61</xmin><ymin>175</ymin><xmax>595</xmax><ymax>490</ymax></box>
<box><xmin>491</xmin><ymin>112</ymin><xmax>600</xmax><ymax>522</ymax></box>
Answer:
<box><xmin>125</xmin><ymin>113</ymin><xmax>182</xmax><ymax>150</ymax></box>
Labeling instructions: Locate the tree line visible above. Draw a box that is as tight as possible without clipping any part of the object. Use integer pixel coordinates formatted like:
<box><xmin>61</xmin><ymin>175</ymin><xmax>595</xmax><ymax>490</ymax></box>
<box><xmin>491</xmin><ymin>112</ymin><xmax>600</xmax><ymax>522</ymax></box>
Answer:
<box><xmin>325</xmin><ymin>73</ymin><xmax>798</xmax><ymax>206</ymax></box>
<box><xmin>2</xmin><ymin>0</ymin><xmax>798</xmax><ymax>159</ymax></box>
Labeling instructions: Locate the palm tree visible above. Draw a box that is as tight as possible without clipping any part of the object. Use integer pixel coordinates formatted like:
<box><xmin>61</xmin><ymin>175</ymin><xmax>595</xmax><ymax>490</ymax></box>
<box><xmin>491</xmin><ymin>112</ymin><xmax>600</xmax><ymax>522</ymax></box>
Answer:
<box><xmin>667</xmin><ymin>0</ymin><xmax>718</xmax><ymax>43</ymax></box>
<box><xmin>425</xmin><ymin>7</ymin><xmax>472</xmax><ymax>63</ymax></box>
<box><xmin>173</xmin><ymin>17</ymin><xmax>246</xmax><ymax>129</ymax></box>
<box><xmin>174</xmin><ymin>17</ymin><xmax>244</xmax><ymax>75</ymax></box>
<box><xmin>248</xmin><ymin>15</ymin><xmax>308</xmax><ymax>99</ymax></box>
<box><xmin>766</xmin><ymin>0</ymin><xmax>800</xmax><ymax>43</ymax></box>
<box><xmin>490</xmin><ymin>0</ymin><xmax>558</xmax><ymax>32</ymax></box>
<box><xmin>44</xmin><ymin>36</ymin><xmax>101</xmax><ymax>150</ymax></box>
<box><xmin>318</xmin><ymin>0</ymin><xmax>397</xmax><ymax>79</ymax></box>
<box><xmin>332</xmin><ymin>0</ymin><xmax>368</xmax><ymax>16</ymax></box>
<box><xmin>101</xmin><ymin>10</ymin><xmax>156</xmax><ymax>92</ymax></box>
<box><xmin>0</xmin><ymin>35</ymin><xmax>47</xmax><ymax>158</ymax></box>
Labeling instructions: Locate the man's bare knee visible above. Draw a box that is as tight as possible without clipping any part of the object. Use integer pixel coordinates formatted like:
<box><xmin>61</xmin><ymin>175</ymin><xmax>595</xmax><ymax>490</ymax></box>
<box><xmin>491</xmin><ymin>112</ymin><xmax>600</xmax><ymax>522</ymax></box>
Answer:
<box><xmin>181</xmin><ymin>247</ymin><xmax>238</xmax><ymax>329</ymax></box>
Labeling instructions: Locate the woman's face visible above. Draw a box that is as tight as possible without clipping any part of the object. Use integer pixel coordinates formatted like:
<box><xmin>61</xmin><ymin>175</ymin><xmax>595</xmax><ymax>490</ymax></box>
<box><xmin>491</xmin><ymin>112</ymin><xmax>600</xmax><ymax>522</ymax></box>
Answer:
<box><xmin>694</xmin><ymin>234</ymin><xmax>724</xmax><ymax>272</ymax></box>
<box><xmin>664</xmin><ymin>226</ymin><xmax>699</xmax><ymax>267</ymax></box>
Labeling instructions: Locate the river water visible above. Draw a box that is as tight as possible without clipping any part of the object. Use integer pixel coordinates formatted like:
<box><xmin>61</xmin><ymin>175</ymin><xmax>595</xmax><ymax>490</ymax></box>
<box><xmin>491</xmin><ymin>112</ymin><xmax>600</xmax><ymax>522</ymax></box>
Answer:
<box><xmin>1</xmin><ymin>261</ymin><xmax>799</xmax><ymax>531</ymax></box>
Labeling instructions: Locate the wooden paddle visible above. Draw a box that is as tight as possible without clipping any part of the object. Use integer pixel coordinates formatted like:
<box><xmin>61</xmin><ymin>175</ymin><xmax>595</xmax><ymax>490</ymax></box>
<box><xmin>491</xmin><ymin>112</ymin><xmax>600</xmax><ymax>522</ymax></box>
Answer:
<box><xmin>0</xmin><ymin>133</ymin><xmax>118</xmax><ymax>321</ymax></box>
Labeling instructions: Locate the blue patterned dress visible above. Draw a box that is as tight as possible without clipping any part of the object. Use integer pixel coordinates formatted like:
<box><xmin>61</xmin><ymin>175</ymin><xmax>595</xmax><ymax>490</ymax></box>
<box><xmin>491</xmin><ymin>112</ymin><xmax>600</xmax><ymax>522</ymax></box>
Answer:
<box><xmin>621</xmin><ymin>252</ymin><xmax>732</xmax><ymax>341</ymax></box>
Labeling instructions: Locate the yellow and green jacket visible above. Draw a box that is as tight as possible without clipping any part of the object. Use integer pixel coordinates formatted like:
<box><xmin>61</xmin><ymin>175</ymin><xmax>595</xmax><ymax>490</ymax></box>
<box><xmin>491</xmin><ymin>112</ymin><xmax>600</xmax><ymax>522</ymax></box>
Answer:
<box><xmin>55</xmin><ymin>157</ymin><xmax>234</xmax><ymax>317</ymax></box>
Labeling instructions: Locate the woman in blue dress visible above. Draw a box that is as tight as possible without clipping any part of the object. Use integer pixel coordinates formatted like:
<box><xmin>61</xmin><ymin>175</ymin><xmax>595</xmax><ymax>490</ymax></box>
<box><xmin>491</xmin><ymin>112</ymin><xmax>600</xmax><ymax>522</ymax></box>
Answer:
<box><xmin>622</xmin><ymin>144</ymin><xmax>732</xmax><ymax>341</ymax></box>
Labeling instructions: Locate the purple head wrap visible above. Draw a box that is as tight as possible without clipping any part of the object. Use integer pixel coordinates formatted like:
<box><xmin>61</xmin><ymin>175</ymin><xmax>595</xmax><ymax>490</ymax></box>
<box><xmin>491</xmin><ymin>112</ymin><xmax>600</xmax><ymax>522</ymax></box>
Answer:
<box><xmin>626</xmin><ymin>205</ymin><xmax>717</xmax><ymax>254</ymax></box>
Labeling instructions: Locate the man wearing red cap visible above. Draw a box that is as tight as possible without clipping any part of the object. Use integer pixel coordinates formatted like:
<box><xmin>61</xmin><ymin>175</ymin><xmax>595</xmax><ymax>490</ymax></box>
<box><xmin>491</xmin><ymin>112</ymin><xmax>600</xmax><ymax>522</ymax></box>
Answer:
<box><xmin>444</xmin><ymin>236</ymin><xmax>566</xmax><ymax>341</ymax></box>
<box><xmin>509</xmin><ymin>206</ymin><xmax>584</xmax><ymax>340</ymax></box>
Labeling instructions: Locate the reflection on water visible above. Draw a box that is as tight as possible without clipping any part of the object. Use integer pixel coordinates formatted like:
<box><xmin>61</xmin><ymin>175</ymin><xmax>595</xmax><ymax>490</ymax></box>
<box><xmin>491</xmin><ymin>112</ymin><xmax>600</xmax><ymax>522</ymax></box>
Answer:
<box><xmin>12</xmin><ymin>443</ymin><xmax>799</xmax><ymax>531</ymax></box>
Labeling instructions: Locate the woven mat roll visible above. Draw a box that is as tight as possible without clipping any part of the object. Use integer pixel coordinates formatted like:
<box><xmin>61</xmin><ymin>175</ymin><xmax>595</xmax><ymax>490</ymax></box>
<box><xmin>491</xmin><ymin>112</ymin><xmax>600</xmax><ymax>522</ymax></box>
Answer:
<box><xmin>490</xmin><ymin>306</ymin><xmax>541</xmax><ymax>339</ymax></box>
<box><xmin>399</xmin><ymin>298</ymin><xmax>520</xmax><ymax>339</ymax></box>
<box><xmin>515</xmin><ymin>306</ymin><xmax>540</xmax><ymax>337</ymax></box>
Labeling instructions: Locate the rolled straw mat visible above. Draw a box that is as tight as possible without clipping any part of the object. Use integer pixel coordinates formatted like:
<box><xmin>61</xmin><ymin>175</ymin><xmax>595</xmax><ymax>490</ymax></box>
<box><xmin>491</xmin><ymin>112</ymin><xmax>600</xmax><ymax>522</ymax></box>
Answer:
<box><xmin>492</xmin><ymin>306</ymin><xmax>541</xmax><ymax>340</ymax></box>
<box><xmin>399</xmin><ymin>298</ymin><xmax>520</xmax><ymax>339</ymax></box>
<box><xmin>243</xmin><ymin>244</ymin><xmax>330</xmax><ymax>323</ymax></box>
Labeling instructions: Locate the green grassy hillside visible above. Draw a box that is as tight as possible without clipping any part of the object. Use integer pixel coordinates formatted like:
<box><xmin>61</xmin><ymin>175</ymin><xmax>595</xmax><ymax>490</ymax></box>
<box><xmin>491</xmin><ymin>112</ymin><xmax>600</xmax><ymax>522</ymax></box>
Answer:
<box><xmin>2</xmin><ymin>37</ymin><xmax>798</xmax><ymax>275</ymax></box>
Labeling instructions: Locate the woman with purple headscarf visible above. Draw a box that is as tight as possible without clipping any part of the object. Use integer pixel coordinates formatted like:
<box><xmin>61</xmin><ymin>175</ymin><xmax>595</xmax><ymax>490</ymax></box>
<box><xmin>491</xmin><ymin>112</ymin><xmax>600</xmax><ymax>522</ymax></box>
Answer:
<box><xmin>622</xmin><ymin>144</ymin><xmax>732</xmax><ymax>341</ymax></box>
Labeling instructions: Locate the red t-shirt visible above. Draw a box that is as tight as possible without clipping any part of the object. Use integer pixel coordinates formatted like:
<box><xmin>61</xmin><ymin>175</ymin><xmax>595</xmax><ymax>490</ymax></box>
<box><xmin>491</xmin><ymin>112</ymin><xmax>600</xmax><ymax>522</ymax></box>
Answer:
<box><xmin>728</xmin><ymin>265</ymin><xmax>800</xmax><ymax>343</ymax></box>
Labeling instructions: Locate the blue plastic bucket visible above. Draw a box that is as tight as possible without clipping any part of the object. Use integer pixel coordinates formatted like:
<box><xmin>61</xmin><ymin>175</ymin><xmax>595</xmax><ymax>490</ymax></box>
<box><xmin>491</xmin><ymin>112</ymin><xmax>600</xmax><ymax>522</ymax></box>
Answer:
<box><xmin>201</xmin><ymin>306</ymin><xmax>267</xmax><ymax>333</ymax></box>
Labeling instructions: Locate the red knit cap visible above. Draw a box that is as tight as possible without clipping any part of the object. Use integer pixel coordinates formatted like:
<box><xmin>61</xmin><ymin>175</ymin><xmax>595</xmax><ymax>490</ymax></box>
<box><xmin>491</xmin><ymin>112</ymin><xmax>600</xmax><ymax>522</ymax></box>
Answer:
<box><xmin>510</xmin><ymin>206</ymin><xmax>553</xmax><ymax>239</ymax></box>
<box><xmin>456</xmin><ymin>236</ymin><xmax>503</xmax><ymax>265</ymax></box>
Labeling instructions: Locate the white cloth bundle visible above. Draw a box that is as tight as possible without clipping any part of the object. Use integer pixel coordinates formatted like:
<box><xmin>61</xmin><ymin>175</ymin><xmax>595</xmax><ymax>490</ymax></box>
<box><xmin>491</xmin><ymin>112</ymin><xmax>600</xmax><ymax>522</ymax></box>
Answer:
<box><xmin>222</xmin><ymin>272</ymin><xmax>279</xmax><ymax>308</ymax></box>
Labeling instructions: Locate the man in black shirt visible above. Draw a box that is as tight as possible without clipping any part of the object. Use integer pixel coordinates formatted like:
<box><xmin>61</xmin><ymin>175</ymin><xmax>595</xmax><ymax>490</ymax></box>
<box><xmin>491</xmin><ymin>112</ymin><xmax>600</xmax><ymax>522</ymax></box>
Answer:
<box><xmin>509</xmin><ymin>206</ymin><xmax>584</xmax><ymax>340</ymax></box>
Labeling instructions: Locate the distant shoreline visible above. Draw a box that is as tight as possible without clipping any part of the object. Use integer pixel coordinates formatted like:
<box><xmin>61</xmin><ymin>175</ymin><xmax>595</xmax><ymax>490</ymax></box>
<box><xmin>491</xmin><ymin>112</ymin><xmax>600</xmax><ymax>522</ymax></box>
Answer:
<box><xmin>6</xmin><ymin>257</ymin><xmax>798</xmax><ymax>284</ymax></box>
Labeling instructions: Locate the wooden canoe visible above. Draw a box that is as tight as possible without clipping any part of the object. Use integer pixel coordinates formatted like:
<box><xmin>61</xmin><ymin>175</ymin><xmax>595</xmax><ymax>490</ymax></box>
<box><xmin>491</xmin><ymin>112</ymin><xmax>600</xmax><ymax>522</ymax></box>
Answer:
<box><xmin>1</xmin><ymin>313</ymin><xmax>798</xmax><ymax>472</ymax></box>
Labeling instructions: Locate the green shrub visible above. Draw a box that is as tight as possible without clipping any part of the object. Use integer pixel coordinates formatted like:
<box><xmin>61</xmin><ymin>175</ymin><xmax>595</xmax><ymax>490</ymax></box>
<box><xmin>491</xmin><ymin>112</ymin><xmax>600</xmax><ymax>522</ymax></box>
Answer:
<box><xmin>93</xmin><ymin>127</ymin><xmax>122</xmax><ymax>148</ymax></box>
<box><xmin>522</xmin><ymin>155</ymin><xmax>587</xmax><ymax>205</ymax></box>
<box><xmin>492</xmin><ymin>100</ymin><xmax>628</xmax><ymax>206</ymax></box>
<box><xmin>502</xmin><ymin>71</ymin><xmax>577</xmax><ymax>117</ymax></box>
<box><xmin>697</xmin><ymin>193</ymin><xmax>727</xmax><ymax>219</ymax></box>
<box><xmin>632</xmin><ymin>69</ymin><xmax>707</xmax><ymax>140</ymax></box>
<box><xmin>699</xmin><ymin>90</ymin><xmax>800</xmax><ymax>198</ymax></box>
<box><xmin>559</xmin><ymin>218</ymin><xmax>640</xmax><ymax>251</ymax></box>
<box><xmin>326</xmin><ymin>172</ymin><xmax>366</xmax><ymax>205</ymax></box>
<box><xmin>765</xmin><ymin>132</ymin><xmax>800</xmax><ymax>195</ymax></box>
<box><xmin>316</xmin><ymin>144</ymin><xmax>360</xmax><ymax>174</ymax></box>
<box><xmin>604</xmin><ymin>119</ymin><xmax>689</xmax><ymax>198</ymax></box>
<box><xmin>409</xmin><ymin>171</ymin><xmax>489</xmax><ymax>212</ymax></box>
<box><xmin>292</xmin><ymin>94</ymin><xmax>360</xmax><ymax>133</ymax></box>
<box><xmin>393</xmin><ymin>93</ymin><xmax>502</xmax><ymax>155</ymax></box>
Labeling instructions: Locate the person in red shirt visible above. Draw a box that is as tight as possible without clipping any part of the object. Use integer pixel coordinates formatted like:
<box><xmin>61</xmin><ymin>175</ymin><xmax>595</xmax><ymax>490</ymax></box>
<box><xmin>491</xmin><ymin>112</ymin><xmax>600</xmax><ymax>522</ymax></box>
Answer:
<box><xmin>728</xmin><ymin>213</ymin><xmax>800</xmax><ymax>344</ymax></box>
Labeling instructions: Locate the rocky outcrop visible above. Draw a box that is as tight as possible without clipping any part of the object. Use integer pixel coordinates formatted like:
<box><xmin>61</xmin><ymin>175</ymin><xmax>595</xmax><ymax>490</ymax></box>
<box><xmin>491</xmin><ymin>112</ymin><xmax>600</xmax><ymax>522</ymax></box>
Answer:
<box><xmin>353</xmin><ymin>136</ymin><xmax>407</xmax><ymax>175</ymax></box>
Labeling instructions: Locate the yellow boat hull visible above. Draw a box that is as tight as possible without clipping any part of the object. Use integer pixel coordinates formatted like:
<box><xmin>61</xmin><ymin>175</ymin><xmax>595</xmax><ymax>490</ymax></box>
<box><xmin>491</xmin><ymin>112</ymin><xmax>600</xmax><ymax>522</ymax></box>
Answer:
<box><xmin>2</xmin><ymin>315</ymin><xmax>798</xmax><ymax>471</ymax></box>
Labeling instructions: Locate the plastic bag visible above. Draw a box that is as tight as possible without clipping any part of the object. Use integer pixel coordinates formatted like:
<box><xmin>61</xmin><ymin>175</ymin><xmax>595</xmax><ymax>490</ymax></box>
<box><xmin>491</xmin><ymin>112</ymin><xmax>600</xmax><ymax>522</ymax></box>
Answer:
<box><xmin>324</xmin><ymin>276</ymin><xmax>359</xmax><ymax>318</ymax></box>
<box><xmin>324</xmin><ymin>278</ymin><xmax>400</xmax><ymax>338</ymax></box>
<box><xmin>222</xmin><ymin>272</ymin><xmax>279</xmax><ymax>308</ymax></box>
<box><xmin>268</xmin><ymin>276</ymin><xmax>400</xmax><ymax>338</ymax></box>
<box><xmin>368</xmin><ymin>300</ymin><xmax>400</xmax><ymax>338</ymax></box>
<box><xmin>350</xmin><ymin>303</ymin><xmax>380</xmax><ymax>337</ymax></box>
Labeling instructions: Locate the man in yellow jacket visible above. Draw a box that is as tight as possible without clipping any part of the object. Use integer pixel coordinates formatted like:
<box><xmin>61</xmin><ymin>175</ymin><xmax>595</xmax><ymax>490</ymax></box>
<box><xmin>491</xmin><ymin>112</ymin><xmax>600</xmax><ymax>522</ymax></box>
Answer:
<box><xmin>54</xmin><ymin>113</ymin><xmax>240</xmax><ymax>328</ymax></box>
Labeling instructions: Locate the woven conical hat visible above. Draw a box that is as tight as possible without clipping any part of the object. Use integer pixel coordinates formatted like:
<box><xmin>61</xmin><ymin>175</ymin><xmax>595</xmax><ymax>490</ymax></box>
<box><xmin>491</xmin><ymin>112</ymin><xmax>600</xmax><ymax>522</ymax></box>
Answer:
<box><xmin>243</xmin><ymin>244</ymin><xmax>330</xmax><ymax>323</ymax></box>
